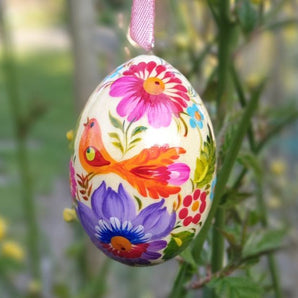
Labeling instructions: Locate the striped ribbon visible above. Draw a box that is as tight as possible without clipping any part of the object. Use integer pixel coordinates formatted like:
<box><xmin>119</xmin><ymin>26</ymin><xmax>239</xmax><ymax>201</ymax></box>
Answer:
<box><xmin>129</xmin><ymin>0</ymin><xmax>155</xmax><ymax>51</ymax></box>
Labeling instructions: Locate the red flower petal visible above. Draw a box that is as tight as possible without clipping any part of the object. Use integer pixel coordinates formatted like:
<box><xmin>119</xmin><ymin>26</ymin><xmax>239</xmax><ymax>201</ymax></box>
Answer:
<box><xmin>179</xmin><ymin>208</ymin><xmax>188</xmax><ymax>219</ymax></box>
<box><xmin>183</xmin><ymin>195</ymin><xmax>192</xmax><ymax>207</ymax></box>
<box><xmin>192</xmin><ymin>213</ymin><xmax>201</xmax><ymax>224</ymax></box>
<box><xmin>193</xmin><ymin>189</ymin><xmax>201</xmax><ymax>200</ymax></box>
<box><xmin>183</xmin><ymin>216</ymin><xmax>193</xmax><ymax>226</ymax></box>
<box><xmin>199</xmin><ymin>201</ymin><xmax>206</xmax><ymax>213</ymax></box>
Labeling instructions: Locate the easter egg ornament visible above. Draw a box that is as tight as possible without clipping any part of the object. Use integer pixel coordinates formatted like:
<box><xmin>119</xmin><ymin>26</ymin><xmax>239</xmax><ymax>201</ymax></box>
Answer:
<box><xmin>69</xmin><ymin>0</ymin><xmax>216</xmax><ymax>266</ymax></box>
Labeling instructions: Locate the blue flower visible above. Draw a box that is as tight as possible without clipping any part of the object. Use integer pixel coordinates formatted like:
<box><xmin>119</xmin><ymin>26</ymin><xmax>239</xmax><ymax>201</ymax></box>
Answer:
<box><xmin>210</xmin><ymin>177</ymin><xmax>216</xmax><ymax>201</ymax></box>
<box><xmin>187</xmin><ymin>104</ymin><xmax>205</xmax><ymax>129</ymax></box>
<box><xmin>77</xmin><ymin>181</ymin><xmax>176</xmax><ymax>265</ymax></box>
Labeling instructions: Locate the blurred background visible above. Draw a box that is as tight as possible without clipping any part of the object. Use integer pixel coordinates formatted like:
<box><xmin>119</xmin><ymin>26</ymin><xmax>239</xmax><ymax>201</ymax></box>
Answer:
<box><xmin>0</xmin><ymin>0</ymin><xmax>297</xmax><ymax>297</ymax></box>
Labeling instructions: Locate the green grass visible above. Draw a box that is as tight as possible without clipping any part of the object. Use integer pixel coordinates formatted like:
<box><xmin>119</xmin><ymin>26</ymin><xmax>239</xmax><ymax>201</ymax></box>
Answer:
<box><xmin>0</xmin><ymin>50</ymin><xmax>75</xmax><ymax>221</ymax></box>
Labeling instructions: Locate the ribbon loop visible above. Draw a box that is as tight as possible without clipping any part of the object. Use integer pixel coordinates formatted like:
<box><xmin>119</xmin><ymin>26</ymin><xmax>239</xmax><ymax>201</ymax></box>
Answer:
<box><xmin>129</xmin><ymin>0</ymin><xmax>155</xmax><ymax>51</ymax></box>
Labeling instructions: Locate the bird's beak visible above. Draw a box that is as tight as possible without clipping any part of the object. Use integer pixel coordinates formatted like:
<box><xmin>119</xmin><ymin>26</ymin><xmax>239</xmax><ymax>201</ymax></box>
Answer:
<box><xmin>84</xmin><ymin>117</ymin><xmax>90</xmax><ymax>127</ymax></box>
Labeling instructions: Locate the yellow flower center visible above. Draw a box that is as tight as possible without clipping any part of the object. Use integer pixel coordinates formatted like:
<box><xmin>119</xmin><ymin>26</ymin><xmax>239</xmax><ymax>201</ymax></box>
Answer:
<box><xmin>192</xmin><ymin>201</ymin><xmax>200</xmax><ymax>212</ymax></box>
<box><xmin>194</xmin><ymin>111</ymin><xmax>201</xmax><ymax>121</ymax></box>
<box><xmin>111</xmin><ymin>236</ymin><xmax>132</xmax><ymax>252</ymax></box>
<box><xmin>143</xmin><ymin>77</ymin><xmax>165</xmax><ymax>95</ymax></box>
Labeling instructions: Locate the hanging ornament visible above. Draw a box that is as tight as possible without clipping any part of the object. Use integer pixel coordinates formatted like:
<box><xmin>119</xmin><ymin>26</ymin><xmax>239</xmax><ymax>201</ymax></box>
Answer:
<box><xmin>70</xmin><ymin>0</ymin><xmax>216</xmax><ymax>266</ymax></box>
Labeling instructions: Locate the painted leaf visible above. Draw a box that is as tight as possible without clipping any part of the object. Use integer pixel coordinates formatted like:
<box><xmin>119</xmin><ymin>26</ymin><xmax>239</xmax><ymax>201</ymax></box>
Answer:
<box><xmin>111</xmin><ymin>141</ymin><xmax>124</xmax><ymax>153</ymax></box>
<box><xmin>129</xmin><ymin>138</ymin><xmax>142</xmax><ymax>145</ymax></box>
<box><xmin>109</xmin><ymin>112</ymin><xmax>123</xmax><ymax>130</ymax></box>
<box><xmin>133</xmin><ymin>195</ymin><xmax>142</xmax><ymax>210</ymax></box>
<box><xmin>131</xmin><ymin>126</ymin><xmax>147</xmax><ymax>137</ymax></box>
<box><xmin>163</xmin><ymin>231</ymin><xmax>194</xmax><ymax>260</ymax></box>
<box><xmin>194</xmin><ymin>127</ymin><xmax>216</xmax><ymax>188</ymax></box>
<box><xmin>108</xmin><ymin>132</ymin><xmax>121</xmax><ymax>141</ymax></box>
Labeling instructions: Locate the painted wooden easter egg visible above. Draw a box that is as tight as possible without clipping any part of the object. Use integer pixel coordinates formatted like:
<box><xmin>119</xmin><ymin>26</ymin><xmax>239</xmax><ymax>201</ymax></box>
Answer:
<box><xmin>69</xmin><ymin>55</ymin><xmax>216</xmax><ymax>266</ymax></box>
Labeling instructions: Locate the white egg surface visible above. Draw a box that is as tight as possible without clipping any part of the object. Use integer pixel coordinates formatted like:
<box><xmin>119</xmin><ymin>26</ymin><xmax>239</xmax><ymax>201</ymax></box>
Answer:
<box><xmin>70</xmin><ymin>55</ymin><xmax>216</xmax><ymax>266</ymax></box>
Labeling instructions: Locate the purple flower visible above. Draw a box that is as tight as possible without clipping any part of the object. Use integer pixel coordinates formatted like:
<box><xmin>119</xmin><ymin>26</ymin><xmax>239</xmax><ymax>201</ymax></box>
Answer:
<box><xmin>77</xmin><ymin>181</ymin><xmax>176</xmax><ymax>266</ymax></box>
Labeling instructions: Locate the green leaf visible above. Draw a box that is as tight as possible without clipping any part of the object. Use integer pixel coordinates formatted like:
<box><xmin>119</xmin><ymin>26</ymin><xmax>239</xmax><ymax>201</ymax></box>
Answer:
<box><xmin>129</xmin><ymin>137</ymin><xmax>142</xmax><ymax>145</ymax></box>
<box><xmin>180</xmin><ymin>247</ymin><xmax>197</xmax><ymax>269</ymax></box>
<box><xmin>109</xmin><ymin>112</ymin><xmax>123</xmax><ymax>130</ymax></box>
<box><xmin>163</xmin><ymin>231</ymin><xmax>194</xmax><ymax>260</ymax></box>
<box><xmin>108</xmin><ymin>132</ymin><xmax>121</xmax><ymax>141</ymax></box>
<box><xmin>112</xmin><ymin>142</ymin><xmax>124</xmax><ymax>153</ymax></box>
<box><xmin>219</xmin><ymin>225</ymin><xmax>242</xmax><ymax>247</ymax></box>
<box><xmin>168</xmin><ymin>263</ymin><xmax>193</xmax><ymax>298</ymax></box>
<box><xmin>237</xmin><ymin>153</ymin><xmax>262</xmax><ymax>180</ymax></box>
<box><xmin>243</xmin><ymin>229</ymin><xmax>286</xmax><ymax>258</ymax></box>
<box><xmin>194</xmin><ymin>127</ymin><xmax>216</xmax><ymax>188</ymax></box>
<box><xmin>133</xmin><ymin>195</ymin><xmax>142</xmax><ymax>210</ymax></box>
<box><xmin>237</xmin><ymin>0</ymin><xmax>258</xmax><ymax>34</ymax></box>
<box><xmin>202</xmin><ymin>80</ymin><xmax>218</xmax><ymax>102</ymax></box>
<box><xmin>221</xmin><ymin>189</ymin><xmax>252</xmax><ymax>209</ymax></box>
<box><xmin>208</xmin><ymin>276</ymin><xmax>263</xmax><ymax>298</ymax></box>
<box><xmin>131</xmin><ymin>126</ymin><xmax>147</xmax><ymax>137</ymax></box>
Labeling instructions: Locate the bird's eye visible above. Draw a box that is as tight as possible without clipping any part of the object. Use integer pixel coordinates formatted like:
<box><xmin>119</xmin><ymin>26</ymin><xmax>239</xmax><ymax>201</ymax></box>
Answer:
<box><xmin>85</xmin><ymin>147</ymin><xmax>95</xmax><ymax>161</ymax></box>
<box><xmin>90</xmin><ymin>121</ymin><xmax>95</xmax><ymax>128</ymax></box>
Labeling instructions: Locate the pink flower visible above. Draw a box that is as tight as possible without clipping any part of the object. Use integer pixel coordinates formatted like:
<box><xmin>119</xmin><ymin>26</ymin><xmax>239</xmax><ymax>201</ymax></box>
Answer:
<box><xmin>69</xmin><ymin>160</ymin><xmax>77</xmax><ymax>199</ymax></box>
<box><xmin>109</xmin><ymin>61</ymin><xmax>190</xmax><ymax>128</ymax></box>
<box><xmin>167</xmin><ymin>163</ymin><xmax>190</xmax><ymax>185</ymax></box>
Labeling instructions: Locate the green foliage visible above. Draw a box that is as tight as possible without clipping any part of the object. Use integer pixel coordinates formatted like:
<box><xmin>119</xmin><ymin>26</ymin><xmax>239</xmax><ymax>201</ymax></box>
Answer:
<box><xmin>208</xmin><ymin>276</ymin><xmax>263</xmax><ymax>298</ymax></box>
<box><xmin>109</xmin><ymin>113</ymin><xmax>147</xmax><ymax>154</ymax></box>
<box><xmin>242</xmin><ymin>229</ymin><xmax>286</xmax><ymax>258</ymax></box>
<box><xmin>236</xmin><ymin>0</ymin><xmax>258</xmax><ymax>34</ymax></box>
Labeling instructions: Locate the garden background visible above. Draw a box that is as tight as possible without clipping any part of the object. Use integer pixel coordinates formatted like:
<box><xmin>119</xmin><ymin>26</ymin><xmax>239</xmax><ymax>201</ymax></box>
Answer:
<box><xmin>0</xmin><ymin>0</ymin><xmax>298</xmax><ymax>297</ymax></box>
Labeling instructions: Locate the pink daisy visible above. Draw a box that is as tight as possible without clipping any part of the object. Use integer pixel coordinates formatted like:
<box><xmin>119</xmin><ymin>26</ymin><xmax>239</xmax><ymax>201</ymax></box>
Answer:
<box><xmin>109</xmin><ymin>61</ymin><xmax>190</xmax><ymax>128</ymax></box>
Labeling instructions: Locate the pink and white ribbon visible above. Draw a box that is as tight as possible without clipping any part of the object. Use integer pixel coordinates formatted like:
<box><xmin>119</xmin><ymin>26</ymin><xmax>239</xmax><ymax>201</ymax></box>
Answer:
<box><xmin>129</xmin><ymin>0</ymin><xmax>155</xmax><ymax>51</ymax></box>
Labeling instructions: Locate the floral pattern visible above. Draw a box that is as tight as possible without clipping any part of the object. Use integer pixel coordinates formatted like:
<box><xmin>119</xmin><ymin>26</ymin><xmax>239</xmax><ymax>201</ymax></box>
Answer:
<box><xmin>178</xmin><ymin>189</ymin><xmax>207</xmax><ymax>226</ymax></box>
<box><xmin>77</xmin><ymin>182</ymin><xmax>175</xmax><ymax>265</ymax></box>
<box><xmin>78</xmin><ymin>118</ymin><xmax>190</xmax><ymax>199</ymax></box>
<box><xmin>210</xmin><ymin>177</ymin><xmax>217</xmax><ymax>201</ymax></box>
<box><xmin>109</xmin><ymin>61</ymin><xmax>190</xmax><ymax>128</ymax></box>
<box><xmin>69</xmin><ymin>160</ymin><xmax>77</xmax><ymax>199</ymax></box>
<box><xmin>187</xmin><ymin>104</ymin><xmax>205</xmax><ymax>129</ymax></box>
<box><xmin>71</xmin><ymin>55</ymin><xmax>217</xmax><ymax>266</ymax></box>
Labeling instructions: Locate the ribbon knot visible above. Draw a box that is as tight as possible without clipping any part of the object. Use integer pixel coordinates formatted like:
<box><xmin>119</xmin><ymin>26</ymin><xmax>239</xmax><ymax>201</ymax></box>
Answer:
<box><xmin>129</xmin><ymin>0</ymin><xmax>155</xmax><ymax>51</ymax></box>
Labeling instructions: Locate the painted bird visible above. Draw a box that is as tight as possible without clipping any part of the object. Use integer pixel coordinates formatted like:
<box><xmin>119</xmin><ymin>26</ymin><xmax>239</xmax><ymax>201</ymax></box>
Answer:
<box><xmin>79</xmin><ymin>118</ymin><xmax>190</xmax><ymax>199</ymax></box>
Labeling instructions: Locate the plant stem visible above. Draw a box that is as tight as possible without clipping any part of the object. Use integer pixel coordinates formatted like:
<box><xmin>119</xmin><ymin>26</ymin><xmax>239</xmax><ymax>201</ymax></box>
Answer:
<box><xmin>0</xmin><ymin>5</ymin><xmax>41</xmax><ymax>278</ymax></box>
<box><xmin>211</xmin><ymin>207</ymin><xmax>225</xmax><ymax>273</ymax></box>
<box><xmin>256</xmin><ymin>180</ymin><xmax>282</xmax><ymax>298</ymax></box>
<box><xmin>208</xmin><ymin>1</ymin><xmax>232</xmax><ymax>296</ymax></box>
<box><xmin>231</xmin><ymin>65</ymin><xmax>284</xmax><ymax>298</ymax></box>
<box><xmin>216</xmin><ymin>0</ymin><xmax>232</xmax><ymax>128</ymax></box>
<box><xmin>191</xmin><ymin>80</ymin><xmax>262</xmax><ymax>262</ymax></box>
